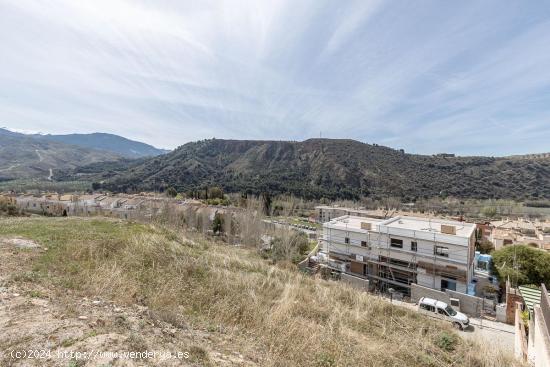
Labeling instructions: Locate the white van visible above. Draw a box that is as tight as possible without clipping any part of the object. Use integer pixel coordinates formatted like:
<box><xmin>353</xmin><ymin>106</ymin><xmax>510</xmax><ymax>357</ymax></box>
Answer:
<box><xmin>417</xmin><ymin>297</ymin><xmax>470</xmax><ymax>330</ymax></box>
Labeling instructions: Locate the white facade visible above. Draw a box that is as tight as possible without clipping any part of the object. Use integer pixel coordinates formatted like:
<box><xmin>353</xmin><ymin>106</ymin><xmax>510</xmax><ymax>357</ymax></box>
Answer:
<box><xmin>316</xmin><ymin>206</ymin><xmax>351</xmax><ymax>223</ymax></box>
<box><xmin>321</xmin><ymin>215</ymin><xmax>476</xmax><ymax>295</ymax></box>
<box><xmin>315</xmin><ymin>206</ymin><xmax>389</xmax><ymax>223</ymax></box>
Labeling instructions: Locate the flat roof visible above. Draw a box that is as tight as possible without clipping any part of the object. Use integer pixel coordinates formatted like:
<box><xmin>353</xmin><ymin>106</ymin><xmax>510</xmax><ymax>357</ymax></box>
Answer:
<box><xmin>382</xmin><ymin>216</ymin><xmax>476</xmax><ymax>238</ymax></box>
<box><xmin>316</xmin><ymin>206</ymin><xmax>385</xmax><ymax>214</ymax></box>
<box><xmin>325</xmin><ymin>216</ymin><xmax>384</xmax><ymax>232</ymax></box>
<box><xmin>325</xmin><ymin>215</ymin><xmax>476</xmax><ymax>238</ymax></box>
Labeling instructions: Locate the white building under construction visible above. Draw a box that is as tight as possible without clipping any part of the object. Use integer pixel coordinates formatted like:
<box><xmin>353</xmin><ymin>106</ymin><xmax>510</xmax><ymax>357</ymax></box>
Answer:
<box><xmin>320</xmin><ymin>215</ymin><xmax>477</xmax><ymax>296</ymax></box>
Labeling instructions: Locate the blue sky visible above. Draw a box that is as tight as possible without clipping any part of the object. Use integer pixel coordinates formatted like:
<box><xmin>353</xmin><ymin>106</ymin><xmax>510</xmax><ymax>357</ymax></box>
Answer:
<box><xmin>1</xmin><ymin>0</ymin><xmax>550</xmax><ymax>155</ymax></box>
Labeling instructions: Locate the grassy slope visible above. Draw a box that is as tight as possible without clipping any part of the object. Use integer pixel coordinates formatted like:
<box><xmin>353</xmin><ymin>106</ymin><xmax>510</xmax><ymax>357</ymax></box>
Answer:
<box><xmin>0</xmin><ymin>217</ymin><xmax>520</xmax><ymax>367</ymax></box>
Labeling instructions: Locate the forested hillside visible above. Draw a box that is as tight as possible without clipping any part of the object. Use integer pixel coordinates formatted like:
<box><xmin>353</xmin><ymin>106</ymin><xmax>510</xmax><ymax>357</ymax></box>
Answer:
<box><xmin>58</xmin><ymin>139</ymin><xmax>550</xmax><ymax>200</ymax></box>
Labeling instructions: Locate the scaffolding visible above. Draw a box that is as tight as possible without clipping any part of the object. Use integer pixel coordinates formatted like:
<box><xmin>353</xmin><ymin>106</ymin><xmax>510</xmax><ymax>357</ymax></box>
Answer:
<box><xmin>321</xmin><ymin>216</ymin><xmax>470</xmax><ymax>297</ymax></box>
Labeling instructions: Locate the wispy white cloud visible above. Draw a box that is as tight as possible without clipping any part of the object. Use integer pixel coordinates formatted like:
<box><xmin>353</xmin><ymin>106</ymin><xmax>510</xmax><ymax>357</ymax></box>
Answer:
<box><xmin>0</xmin><ymin>0</ymin><xmax>549</xmax><ymax>155</ymax></box>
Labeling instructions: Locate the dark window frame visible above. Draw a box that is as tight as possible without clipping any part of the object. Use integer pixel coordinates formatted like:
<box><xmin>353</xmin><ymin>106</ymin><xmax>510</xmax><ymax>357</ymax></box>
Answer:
<box><xmin>390</xmin><ymin>238</ymin><xmax>403</xmax><ymax>248</ymax></box>
<box><xmin>411</xmin><ymin>241</ymin><xmax>418</xmax><ymax>252</ymax></box>
<box><xmin>434</xmin><ymin>245</ymin><xmax>449</xmax><ymax>257</ymax></box>
<box><xmin>441</xmin><ymin>279</ymin><xmax>457</xmax><ymax>291</ymax></box>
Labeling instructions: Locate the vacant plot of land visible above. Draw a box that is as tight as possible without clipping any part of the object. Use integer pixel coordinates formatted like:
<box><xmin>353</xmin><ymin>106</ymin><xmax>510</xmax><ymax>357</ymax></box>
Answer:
<box><xmin>0</xmin><ymin>217</ymin><xmax>522</xmax><ymax>366</ymax></box>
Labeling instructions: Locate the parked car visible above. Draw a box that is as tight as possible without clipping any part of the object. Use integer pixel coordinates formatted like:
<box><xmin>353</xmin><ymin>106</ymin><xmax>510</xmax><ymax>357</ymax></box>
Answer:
<box><xmin>417</xmin><ymin>297</ymin><xmax>470</xmax><ymax>330</ymax></box>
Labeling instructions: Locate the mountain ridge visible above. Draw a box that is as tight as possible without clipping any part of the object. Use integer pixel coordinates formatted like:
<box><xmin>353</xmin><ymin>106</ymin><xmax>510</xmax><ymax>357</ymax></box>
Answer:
<box><xmin>0</xmin><ymin>129</ymin><xmax>121</xmax><ymax>180</ymax></box>
<box><xmin>1</xmin><ymin>127</ymin><xmax>168</xmax><ymax>158</ymax></box>
<box><xmin>60</xmin><ymin>138</ymin><xmax>550</xmax><ymax>200</ymax></box>
<box><xmin>34</xmin><ymin>132</ymin><xmax>169</xmax><ymax>158</ymax></box>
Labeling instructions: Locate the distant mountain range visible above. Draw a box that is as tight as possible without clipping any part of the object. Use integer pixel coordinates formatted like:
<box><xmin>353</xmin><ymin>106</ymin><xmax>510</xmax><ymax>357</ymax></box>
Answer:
<box><xmin>0</xmin><ymin>128</ymin><xmax>168</xmax><ymax>181</ymax></box>
<box><xmin>1</xmin><ymin>128</ymin><xmax>168</xmax><ymax>158</ymax></box>
<box><xmin>60</xmin><ymin>138</ymin><xmax>550</xmax><ymax>201</ymax></box>
<box><xmin>34</xmin><ymin>132</ymin><xmax>169</xmax><ymax>158</ymax></box>
<box><xmin>0</xmin><ymin>128</ymin><xmax>119</xmax><ymax>180</ymax></box>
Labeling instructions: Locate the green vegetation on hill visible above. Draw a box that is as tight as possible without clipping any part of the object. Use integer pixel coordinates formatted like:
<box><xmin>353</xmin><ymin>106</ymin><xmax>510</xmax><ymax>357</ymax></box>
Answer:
<box><xmin>0</xmin><ymin>217</ymin><xmax>519</xmax><ymax>366</ymax></box>
<box><xmin>492</xmin><ymin>245</ymin><xmax>550</xmax><ymax>287</ymax></box>
<box><xmin>59</xmin><ymin>138</ymin><xmax>550</xmax><ymax>200</ymax></box>
<box><xmin>0</xmin><ymin>178</ymin><xmax>91</xmax><ymax>193</ymax></box>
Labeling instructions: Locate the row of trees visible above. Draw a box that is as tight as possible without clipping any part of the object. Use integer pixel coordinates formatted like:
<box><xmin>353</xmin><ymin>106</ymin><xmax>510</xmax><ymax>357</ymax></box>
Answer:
<box><xmin>147</xmin><ymin>194</ymin><xmax>312</xmax><ymax>264</ymax></box>
<box><xmin>165</xmin><ymin>186</ymin><xmax>225</xmax><ymax>200</ymax></box>
<box><xmin>0</xmin><ymin>200</ymin><xmax>19</xmax><ymax>216</ymax></box>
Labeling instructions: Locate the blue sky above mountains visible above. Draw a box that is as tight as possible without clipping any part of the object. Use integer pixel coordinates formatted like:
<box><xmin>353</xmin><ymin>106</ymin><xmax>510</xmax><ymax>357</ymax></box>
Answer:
<box><xmin>1</xmin><ymin>0</ymin><xmax>550</xmax><ymax>155</ymax></box>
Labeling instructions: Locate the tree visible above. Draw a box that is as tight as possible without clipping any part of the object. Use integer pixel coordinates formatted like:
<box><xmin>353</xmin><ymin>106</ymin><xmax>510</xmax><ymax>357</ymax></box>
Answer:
<box><xmin>476</xmin><ymin>239</ymin><xmax>494</xmax><ymax>254</ymax></box>
<box><xmin>211</xmin><ymin>212</ymin><xmax>224</xmax><ymax>235</ymax></box>
<box><xmin>480</xmin><ymin>206</ymin><xmax>497</xmax><ymax>218</ymax></box>
<box><xmin>492</xmin><ymin>245</ymin><xmax>550</xmax><ymax>287</ymax></box>
<box><xmin>91</xmin><ymin>182</ymin><xmax>101</xmax><ymax>191</ymax></box>
<box><xmin>166</xmin><ymin>187</ymin><xmax>178</xmax><ymax>198</ymax></box>
<box><xmin>208</xmin><ymin>186</ymin><xmax>224</xmax><ymax>200</ymax></box>
<box><xmin>261</xmin><ymin>192</ymin><xmax>272</xmax><ymax>216</ymax></box>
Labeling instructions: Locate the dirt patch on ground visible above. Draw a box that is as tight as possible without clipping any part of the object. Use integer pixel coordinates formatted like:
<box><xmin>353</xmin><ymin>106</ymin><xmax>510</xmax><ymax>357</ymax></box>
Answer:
<box><xmin>0</xmin><ymin>238</ymin><xmax>41</xmax><ymax>249</ymax></box>
<box><xmin>0</xmin><ymin>244</ymin><xmax>262</xmax><ymax>366</ymax></box>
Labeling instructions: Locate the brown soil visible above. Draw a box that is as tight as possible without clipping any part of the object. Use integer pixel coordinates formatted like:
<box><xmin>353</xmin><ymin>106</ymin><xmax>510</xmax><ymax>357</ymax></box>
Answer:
<box><xmin>0</xmin><ymin>239</ymin><xmax>262</xmax><ymax>366</ymax></box>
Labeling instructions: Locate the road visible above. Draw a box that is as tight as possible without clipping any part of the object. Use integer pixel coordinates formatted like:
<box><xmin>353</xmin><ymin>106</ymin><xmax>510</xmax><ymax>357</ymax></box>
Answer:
<box><xmin>0</xmin><ymin>164</ymin><xmax>19</xmax><ymax>172</ymax></box>
<box><xmin>462</xmin><ymin>317</ymin><xmax>515</xmax><ymax>350</ymax></box>
<box><xmin>35</xmin><ymin>149</ymin><xmax>44</xmax><ymax>162</ymax></box>
<box><xmin>35</xmin><ymin>149</ymin><xmax>54</xmax><ymax>180</ymax></box>
<box><xmin>387</xmin><ymin>298</ymin><xmax>514</xmax><ymax>349</ymax></box>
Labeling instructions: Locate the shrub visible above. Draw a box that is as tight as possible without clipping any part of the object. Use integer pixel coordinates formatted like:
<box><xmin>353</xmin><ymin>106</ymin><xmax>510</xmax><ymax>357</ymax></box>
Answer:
<box><xmin>166</xmin><ymin>187</ymin><xmax>178</xmax><ymax>198</ymax></box>
<box><xmin>476</xmin><ymin>239</ymin><xmax>494</xmax><ymax>254</ymax></box>
<box><xmin>435</xmin><ymin>332</ymin><xmax>458</xmax><ymax>352</ymax></box>
<box><xmin>269</xmin><ymin>231</ymin><xmax>310</xmax><ymax>263</ymax></box>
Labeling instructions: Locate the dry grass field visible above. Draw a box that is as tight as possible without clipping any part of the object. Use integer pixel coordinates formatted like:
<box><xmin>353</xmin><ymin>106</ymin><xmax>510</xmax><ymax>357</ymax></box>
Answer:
<box><xmin>0</xmin><ymin>217</ymin><xmax>522</xmax><ymax>366</ymax></box>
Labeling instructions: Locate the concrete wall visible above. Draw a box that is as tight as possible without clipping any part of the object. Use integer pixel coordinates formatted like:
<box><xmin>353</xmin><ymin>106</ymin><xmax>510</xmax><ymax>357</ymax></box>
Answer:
<box><xmin>410</xmin><ymin>283</ymin><xmax>451</xmax><ymax>304</ymax></box>
<box><xmin>411</xmin><ymin>283</ymin><xmax>490</xmax><ymax>317</ymax></box>
<box><xmin>529</xmin><ymin>315</ymin><xmax>536</xmax><ymax>365</ymax></box>
<box><xmin>506</xmin><ymin>288</ymin><xmax>523</xmax><ymax>325</ymax></box>
<box><xmin>533</xmin><ymin>305</ymin><xmax>550</xmax><ymax>367</ymax></box>
<box><xmin>341</xmin><ymin>273</ymin><xmax>370</xmax><ymax>291</ymax></box>
<box><xmin>496</xmin><ymin>303</ymin><xmax>507</xmax><ymax>323</ymax></box>
<box><xmin>447</xmin><ymin>289</ymin><xmax>493</xmax><ymax>316</ymax></box>
<box><xmin>515</xmin><ymin>304</ymin><xmax>528</xmax><ymax>362</ymax></box>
